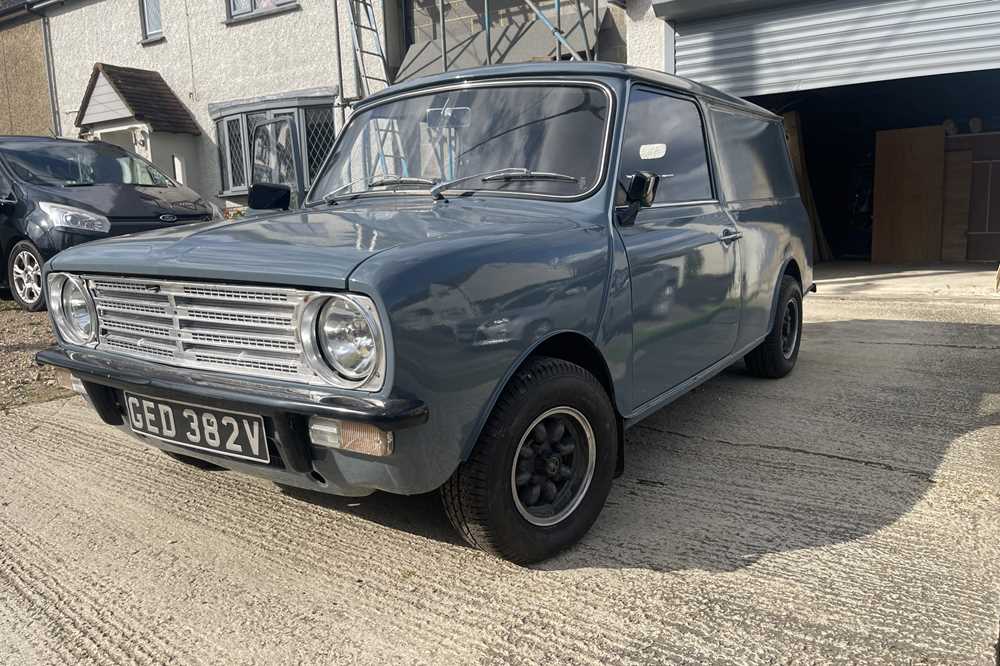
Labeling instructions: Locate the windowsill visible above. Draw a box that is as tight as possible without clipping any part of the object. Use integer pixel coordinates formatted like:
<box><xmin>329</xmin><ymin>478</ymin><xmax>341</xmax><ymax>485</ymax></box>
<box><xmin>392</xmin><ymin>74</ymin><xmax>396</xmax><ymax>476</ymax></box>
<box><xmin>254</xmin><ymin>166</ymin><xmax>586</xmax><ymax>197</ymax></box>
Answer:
<box><xmin>138</xmin><ymin>33</ymin><xmax>165</xmax><ymax>46</ymax></box>
<box><xmin>219</xmin><ymin>189</ymin><xmax>249</xmax><ymax>199</ymax></box>
<box><xmin>223</xmin><ymin>3</ymin><xmax>299</xmax><ymax>26</ymax></box>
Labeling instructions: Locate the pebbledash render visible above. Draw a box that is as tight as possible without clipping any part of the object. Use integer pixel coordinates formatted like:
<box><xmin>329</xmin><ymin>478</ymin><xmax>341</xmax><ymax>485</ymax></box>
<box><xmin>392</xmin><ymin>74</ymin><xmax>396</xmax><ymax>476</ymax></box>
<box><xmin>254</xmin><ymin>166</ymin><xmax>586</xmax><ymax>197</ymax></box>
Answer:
<box><xmin>38</xmin><ymin>63</ymin><xmax>813</xmax><ymax>564</ymax></box>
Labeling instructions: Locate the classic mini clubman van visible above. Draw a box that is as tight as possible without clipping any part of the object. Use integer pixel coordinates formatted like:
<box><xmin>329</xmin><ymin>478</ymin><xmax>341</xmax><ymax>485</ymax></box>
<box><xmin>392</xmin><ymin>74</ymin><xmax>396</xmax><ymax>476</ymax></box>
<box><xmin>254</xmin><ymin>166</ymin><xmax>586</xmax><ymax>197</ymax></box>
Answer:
<box><xmin>39</xmin><ymin>63</ymin><xmax>812</xmax><ymax>564</ymax></box>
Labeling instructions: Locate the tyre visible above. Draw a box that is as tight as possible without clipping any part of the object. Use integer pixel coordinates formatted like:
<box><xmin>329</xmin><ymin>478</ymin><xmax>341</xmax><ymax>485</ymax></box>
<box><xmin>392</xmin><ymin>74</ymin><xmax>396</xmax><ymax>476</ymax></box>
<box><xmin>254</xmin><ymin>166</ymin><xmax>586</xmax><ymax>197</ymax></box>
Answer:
<box><xmin>744</xmin><ymin>275</ymin><xmax>803</xmax><ymax>379</ymax></box>
<box><xmin>7</xmin><ymin>240</ymin><xmax>45</xmax><ymax>312</ymax></box>
<box><xmin>163</xmin><ymin>450</ymin><xmax>225</xmax><ymax>471</ymax></box>
<box><xmin>442</xmin><ymin>356</ymin><xmax>617</xmax><ymax>564</ymax></box>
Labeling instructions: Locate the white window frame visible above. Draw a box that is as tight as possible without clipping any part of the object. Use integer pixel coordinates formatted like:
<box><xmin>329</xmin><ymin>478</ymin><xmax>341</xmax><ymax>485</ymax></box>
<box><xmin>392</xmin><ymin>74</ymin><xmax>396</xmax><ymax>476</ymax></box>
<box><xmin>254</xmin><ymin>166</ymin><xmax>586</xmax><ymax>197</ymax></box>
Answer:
<box><xmin>139</xmin><ymin>0</ymin><xmax>163</xmax><ymax>40</ymax></box>
<box><xmin>216</xmin><ymin>104</ymin><xmax>335</xmax><ymax>197</ymax></box>
<box><xmin>227</xmin><ymin>0</ymin><xmax>296</xmax><ymax>20</ymax></box>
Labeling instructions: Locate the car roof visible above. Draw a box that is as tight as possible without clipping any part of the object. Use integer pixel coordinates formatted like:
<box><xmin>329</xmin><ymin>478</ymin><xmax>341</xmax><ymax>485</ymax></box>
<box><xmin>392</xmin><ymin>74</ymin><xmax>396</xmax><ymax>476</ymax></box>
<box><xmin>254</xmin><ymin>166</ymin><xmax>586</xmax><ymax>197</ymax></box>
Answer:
<box><xmin>0</xmin><ymin>135</ymin><xmax>90</xmax><ymax>145</ymax></box>
<box><xmin>363</xmin><ymin>61</ymin><xmax>778</xmax><ymax>120</ymax></box>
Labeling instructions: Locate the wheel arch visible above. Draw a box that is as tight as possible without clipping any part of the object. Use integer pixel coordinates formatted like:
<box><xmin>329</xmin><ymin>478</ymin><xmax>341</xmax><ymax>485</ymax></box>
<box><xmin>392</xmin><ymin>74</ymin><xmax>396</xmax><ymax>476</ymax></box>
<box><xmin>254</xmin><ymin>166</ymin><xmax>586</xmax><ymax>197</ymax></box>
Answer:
<box><xmin>766</xmin><ymin>255</ymin><xmax>803</xmax><ymax>333</ymax></box>
<box><xmin>460</xmin><ymin>330</ymin><xmax>626</xmax><ymax>475</ymax></box>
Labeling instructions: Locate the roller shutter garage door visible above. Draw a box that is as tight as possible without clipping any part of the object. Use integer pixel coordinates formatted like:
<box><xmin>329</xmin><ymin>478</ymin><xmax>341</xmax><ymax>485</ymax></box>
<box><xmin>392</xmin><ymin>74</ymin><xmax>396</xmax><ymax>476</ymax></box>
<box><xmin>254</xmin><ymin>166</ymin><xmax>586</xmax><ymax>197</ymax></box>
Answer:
<box><xmin>674</xmin><ymin>0</ymin><xmax>1000</xmax><ymax>97</ymax></box>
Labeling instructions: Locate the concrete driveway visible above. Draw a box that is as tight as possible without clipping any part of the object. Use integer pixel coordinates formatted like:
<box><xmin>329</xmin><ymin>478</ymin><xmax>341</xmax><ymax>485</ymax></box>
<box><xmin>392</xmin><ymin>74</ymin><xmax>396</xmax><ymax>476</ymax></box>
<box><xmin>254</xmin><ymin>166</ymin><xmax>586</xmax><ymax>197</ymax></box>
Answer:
<box><xmin>1</xmin><ymin>263</ymin><xmax>998</xmax><ymax>664</ymax></box>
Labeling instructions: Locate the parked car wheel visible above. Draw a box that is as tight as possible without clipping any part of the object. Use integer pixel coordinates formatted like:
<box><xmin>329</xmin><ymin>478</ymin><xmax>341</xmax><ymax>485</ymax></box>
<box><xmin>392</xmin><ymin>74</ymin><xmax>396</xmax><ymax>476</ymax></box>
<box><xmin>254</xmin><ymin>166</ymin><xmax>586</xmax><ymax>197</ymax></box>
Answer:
<box><xmin>7</xmin><ymin>241</ymin><xmax>46</xmax><ymax>312</ymax></box>
<box><xmin>162</xmin><ymin>450</ymin><xmax>225</xmax><ymax>471</ymax></box>
<box><xmin>744</xmin><ymin>275</ymin><xmax>803</xmax><ymax>378</ymax></box>
<box><xmin>442</xmin><ymin>356</ymin><xmax>617</xmax><ymax>564</ymax></box>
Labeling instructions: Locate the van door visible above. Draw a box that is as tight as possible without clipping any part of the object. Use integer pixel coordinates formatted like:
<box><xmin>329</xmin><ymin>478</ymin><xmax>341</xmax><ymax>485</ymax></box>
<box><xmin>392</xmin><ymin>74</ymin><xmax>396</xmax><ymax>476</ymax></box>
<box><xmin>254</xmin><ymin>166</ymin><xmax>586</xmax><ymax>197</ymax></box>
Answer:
<box><xmin>616</xmin><ymin>88</ymin><xmax>741</xmax><ymax>408</ymax></box>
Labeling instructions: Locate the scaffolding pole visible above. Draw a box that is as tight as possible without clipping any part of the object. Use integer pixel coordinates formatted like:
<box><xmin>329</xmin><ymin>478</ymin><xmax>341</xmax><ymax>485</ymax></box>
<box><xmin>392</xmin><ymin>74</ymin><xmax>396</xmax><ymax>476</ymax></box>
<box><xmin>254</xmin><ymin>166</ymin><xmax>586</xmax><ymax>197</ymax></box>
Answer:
<box><xmin>522</xmin><ymin>0</ymin><xmax>583</xmax><ymax>61</ymax></box>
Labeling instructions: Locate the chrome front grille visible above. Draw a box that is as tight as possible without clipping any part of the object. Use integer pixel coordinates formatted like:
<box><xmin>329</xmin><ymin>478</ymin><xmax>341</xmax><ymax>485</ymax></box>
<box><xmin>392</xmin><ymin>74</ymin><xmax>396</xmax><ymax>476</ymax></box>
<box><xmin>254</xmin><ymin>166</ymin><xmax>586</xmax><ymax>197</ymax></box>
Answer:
<box><xmin>86</xmin><ymin>275</ymin><xmax>325</xmax><ymax>385</ymax></box>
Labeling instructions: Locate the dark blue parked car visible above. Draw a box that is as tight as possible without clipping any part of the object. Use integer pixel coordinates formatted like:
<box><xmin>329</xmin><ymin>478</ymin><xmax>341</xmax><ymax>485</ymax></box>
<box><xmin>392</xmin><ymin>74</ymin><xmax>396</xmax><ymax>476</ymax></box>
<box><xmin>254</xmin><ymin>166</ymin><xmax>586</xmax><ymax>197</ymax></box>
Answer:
<box><xmin>0</xmin><ymin>137</ymin><xmax>220</xmax><ymax>311</ymax></box>
<box><xmin>38</xmin><ymin>63</ymin><xmax>812</xmax><ymax>563</ymax></box>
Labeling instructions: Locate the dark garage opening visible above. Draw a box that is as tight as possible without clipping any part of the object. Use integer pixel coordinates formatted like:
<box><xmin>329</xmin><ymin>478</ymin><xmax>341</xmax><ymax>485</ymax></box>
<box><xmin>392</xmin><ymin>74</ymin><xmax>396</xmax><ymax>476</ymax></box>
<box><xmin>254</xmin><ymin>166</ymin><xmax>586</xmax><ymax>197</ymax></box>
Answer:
<box><xmin>748</xmin><ymin>69</ymin><xmax>1000</xmax><ymax>263</ymax></box>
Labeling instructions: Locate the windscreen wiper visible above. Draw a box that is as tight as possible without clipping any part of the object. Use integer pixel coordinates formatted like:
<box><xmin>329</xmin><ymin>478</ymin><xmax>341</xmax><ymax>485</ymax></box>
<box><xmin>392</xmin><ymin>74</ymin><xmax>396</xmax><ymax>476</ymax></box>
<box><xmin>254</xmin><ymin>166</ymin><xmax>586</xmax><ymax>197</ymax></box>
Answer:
<box><xmin>368</xmin><ymin>175</ymin><xmax>435</xmax><ymax>190</ymax></box>
<box><xmin>430</xmin><ymin>167</ymin><xmax>578</xmax><ymax>200</ymax></box>
<box><xmin>322</xmin><ymin>174</ymin><xmax>435</xmax><ymax>204</ymax></box>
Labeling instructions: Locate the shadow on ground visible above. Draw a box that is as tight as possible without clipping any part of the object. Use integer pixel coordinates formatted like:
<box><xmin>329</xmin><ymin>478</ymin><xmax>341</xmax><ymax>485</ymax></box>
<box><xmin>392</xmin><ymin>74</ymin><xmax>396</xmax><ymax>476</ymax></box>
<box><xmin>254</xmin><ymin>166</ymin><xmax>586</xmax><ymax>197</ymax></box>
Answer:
<box><xmin>270</xmin><ymin>318</ymin><xmax>1000</xmax><ymax>571</ymax></box>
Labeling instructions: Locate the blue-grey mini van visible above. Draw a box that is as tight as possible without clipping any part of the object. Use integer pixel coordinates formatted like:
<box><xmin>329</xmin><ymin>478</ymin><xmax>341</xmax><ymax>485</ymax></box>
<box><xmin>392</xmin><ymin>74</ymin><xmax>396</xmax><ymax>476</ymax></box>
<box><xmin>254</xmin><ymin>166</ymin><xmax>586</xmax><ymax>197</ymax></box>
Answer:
<box><xmin>38</xmin><ymin>63</ymin><xmax>812</xmax><ymax>563</ymax></box>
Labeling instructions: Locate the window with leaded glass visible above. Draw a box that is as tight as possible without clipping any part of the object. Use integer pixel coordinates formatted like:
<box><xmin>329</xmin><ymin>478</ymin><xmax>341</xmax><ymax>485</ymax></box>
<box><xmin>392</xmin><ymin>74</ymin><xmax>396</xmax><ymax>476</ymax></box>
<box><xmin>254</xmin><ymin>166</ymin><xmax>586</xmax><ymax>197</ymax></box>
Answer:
<box><xmin>215</xmin><ymin>103</ymin><xmax>338</xmax><ymax>196</ymax></box>
<box><xmin>305</xmin><ymin>106</ymin><xmax>337</xmax><ymax>181</ymax></box>
<box><xmin>226</xmin><ymin>117</ymin><xmax>247</xmax><ymax>189</ymax></box>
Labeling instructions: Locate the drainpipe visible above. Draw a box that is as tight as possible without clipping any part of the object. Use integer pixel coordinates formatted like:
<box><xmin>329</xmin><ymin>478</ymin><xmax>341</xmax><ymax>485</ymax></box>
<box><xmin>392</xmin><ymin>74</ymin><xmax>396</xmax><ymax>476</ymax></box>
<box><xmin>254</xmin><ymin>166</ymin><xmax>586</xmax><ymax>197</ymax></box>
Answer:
<box><xmin>26</xmin><ymin>0</ymin><xmax>63</xmax><ymax>135</ymax></box>
<box><xmin>483</xmin><ymin>0</ymin><xmax>490</xmax><ymax>65</ymax></box>
<box><xmin>438</xmin><ymin>0</ymin><xmax>447</xmax><ymax>72</ymax></box>
<box><xmin>331</xmin><ymin>0</ymin><xmax>346</xmax><ymax>128</ymax></box>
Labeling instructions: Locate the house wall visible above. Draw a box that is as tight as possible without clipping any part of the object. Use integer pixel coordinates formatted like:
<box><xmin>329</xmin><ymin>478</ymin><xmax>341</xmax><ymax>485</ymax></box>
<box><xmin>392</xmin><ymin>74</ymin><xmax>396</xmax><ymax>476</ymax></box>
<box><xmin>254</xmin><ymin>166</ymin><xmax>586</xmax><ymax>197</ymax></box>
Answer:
<box><xmin>150</xmin><ymin>132</ymin><xmax>201</xmax><ymax>187</ymax></box>
<box><xmin>624</xmin><ymin>0</ymin><xmax>674</xmax><ymax>74</ymax></box>
<box><xmin>46</xmin><ymin>0</ymin><xmax>362</xmax><ymax>202</ymax></box>
<box><xmin>0</xmin><ymin>19</ymin><xmax>54</xmax><ymax>135</ymax></box>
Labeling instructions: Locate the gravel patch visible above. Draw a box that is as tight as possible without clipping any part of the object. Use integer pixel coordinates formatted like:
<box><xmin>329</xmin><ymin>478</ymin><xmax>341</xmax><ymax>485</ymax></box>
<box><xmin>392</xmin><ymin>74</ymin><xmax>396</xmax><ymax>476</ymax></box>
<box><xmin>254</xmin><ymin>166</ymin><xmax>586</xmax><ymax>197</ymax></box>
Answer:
<box><xmin>0</xmin><ymin>294</ymin><xmax>72</xmax><ymax>409</ymax></box>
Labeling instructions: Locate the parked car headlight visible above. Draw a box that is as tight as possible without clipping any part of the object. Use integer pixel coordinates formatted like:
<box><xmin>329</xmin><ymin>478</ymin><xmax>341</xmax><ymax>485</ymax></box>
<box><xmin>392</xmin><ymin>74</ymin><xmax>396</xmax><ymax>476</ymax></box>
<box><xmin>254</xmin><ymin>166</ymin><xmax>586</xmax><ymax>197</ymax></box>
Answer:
<box><xmin>318</xmin><ymin>296</ymin><xmax>379</xmax><ymax>380</ymax></box>
<box><xmin>47</xmin><ymin>273</ymin><xmax>97</xmax><ymax>346</ymax></box>
<box><xmin>39</xmin><ymin>202</ymin><xmax>110</xmax><ymax>233</ymax></box>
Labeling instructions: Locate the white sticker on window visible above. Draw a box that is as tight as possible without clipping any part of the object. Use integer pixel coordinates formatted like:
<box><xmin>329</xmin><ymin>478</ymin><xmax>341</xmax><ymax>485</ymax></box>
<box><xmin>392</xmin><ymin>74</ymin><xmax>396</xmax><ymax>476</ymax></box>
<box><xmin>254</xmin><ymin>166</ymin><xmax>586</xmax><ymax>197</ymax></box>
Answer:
<box><xmin>639</xmin><ymin>143</ymin><xmax>667</xmax><ymax>160</ymax></box>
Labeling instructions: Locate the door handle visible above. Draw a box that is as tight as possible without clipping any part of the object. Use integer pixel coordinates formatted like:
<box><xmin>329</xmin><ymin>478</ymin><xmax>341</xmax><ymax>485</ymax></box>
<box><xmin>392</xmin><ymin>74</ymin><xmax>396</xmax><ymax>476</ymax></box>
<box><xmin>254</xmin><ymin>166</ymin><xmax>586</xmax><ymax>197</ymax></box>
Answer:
<box><xmin>719</xmin><ymin>228</ymin><xmax>743</xmax><ymax>244</ymax></box>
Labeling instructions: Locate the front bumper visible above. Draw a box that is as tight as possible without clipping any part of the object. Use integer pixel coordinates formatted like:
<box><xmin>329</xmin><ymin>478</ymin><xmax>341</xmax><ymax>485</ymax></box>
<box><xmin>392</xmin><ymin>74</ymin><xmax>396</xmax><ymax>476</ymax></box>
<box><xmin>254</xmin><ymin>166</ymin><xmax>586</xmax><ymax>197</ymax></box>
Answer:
<box><xmin>37</xmin><ymin>347</ymin><xmax>429</xmax><ymax>496</ymax></box>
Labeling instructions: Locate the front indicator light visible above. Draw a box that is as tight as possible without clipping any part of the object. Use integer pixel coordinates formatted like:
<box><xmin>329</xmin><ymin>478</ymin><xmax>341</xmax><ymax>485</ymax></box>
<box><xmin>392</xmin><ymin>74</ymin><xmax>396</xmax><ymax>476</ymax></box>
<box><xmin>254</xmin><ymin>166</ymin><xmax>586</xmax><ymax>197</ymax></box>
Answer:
<box><xmin>54</xmin><ymin>368</ymin><xmax>87</xmax><ymax>395</ymax></box>
<box><xmin>308</xmin><ymin>417</ymin><xmax>394</xmax><ymax>457</ymax></box>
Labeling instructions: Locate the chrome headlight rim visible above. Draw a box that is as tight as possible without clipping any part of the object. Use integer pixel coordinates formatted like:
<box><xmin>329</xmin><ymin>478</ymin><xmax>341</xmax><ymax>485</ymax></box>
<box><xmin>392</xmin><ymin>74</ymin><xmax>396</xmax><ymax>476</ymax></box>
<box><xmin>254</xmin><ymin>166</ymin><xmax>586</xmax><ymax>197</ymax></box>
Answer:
<box><xmin>298</xmin><ymin>293</ymin><xmax>385</xmax><ymax>391</ymax></box>
<box><xmin>47</xmin><ymin>272</ymin><xmax>98</xmax><ymax>346</ymax></box>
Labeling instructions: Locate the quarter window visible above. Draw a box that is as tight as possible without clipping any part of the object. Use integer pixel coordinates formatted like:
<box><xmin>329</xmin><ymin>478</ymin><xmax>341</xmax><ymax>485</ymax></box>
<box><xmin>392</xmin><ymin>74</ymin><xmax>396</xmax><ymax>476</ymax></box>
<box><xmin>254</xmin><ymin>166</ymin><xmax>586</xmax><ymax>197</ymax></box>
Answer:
<box><xmin>140</xmin><ymin>0</ymin><xmax>162</xmax><ymax>39</ymax></box>
<box><xmin>618</xmin><ymin>89</ymin><xmax>713</xmax><ymax>204</ymax></box>
<box><xmin>710</xmin><ymin>109</ymin><xmax>797</xmax><ymax>201</ymax></box>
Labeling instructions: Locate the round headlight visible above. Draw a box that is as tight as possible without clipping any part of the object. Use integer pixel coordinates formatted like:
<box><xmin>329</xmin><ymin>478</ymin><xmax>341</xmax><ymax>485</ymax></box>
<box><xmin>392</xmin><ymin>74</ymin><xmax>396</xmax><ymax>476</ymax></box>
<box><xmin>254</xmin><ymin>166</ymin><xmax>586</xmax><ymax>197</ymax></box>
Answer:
<box><xmin>48</xmin><ymin>274</ymin><xmax>96</xmax><ymax>346</ymax></box>
<box><xmin>61</xmin><ymin>279</ymin><xmax>94</xmax><ymax>341</ymax></box>
<box><xmin>317</xmin><ymin>296</ymin><xmax>378</xmax><ymax>380</ymax></box>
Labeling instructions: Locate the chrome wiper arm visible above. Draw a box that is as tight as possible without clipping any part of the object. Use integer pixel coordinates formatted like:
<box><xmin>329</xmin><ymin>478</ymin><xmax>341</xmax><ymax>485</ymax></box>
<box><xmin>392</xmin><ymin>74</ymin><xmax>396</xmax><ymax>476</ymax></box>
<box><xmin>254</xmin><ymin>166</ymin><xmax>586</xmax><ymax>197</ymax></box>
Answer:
<box><xmin>430</xmin><ymin>167</ymin><xmax>579</xmax><ymax>199</ymax></box>
<box><xmin>323</xmin><ymin>174</ymin><xmax>436</xmax><ymax>204</ymax></box>
<box><xmin>322</xmin><ymin>176</ymin><xmax>370</xmax><ymax>203</ymax></box>
<box><xmin>430</xmin><ymin>167</ymin><xmax>525</xmax><ymax>199</ymax></box>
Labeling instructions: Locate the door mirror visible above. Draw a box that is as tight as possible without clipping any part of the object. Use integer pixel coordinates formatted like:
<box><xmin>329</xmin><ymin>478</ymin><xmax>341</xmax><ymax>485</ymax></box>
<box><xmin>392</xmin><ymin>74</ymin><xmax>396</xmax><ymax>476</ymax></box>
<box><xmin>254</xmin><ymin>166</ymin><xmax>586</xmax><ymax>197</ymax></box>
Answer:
<box><xmin>626</xmin><ymin>171</ymin><xmax>659</xmax><ymax>208</ymax></box>
<box><xmin>618</xmin><ymin>172</ymin><xmax>660</xmax><ymax>226</ymax></box>
<box><xmin>248</xmin><ymin>182</ymin><xmax>291</xmax><ymax>211</ymax></box>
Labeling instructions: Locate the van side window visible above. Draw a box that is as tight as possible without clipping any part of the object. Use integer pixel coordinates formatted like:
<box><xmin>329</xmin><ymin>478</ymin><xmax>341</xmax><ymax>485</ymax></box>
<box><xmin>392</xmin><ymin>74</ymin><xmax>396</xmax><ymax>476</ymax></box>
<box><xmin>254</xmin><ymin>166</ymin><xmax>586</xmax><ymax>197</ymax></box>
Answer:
<box><xmin>618</xmin><ymin>89</ymin><xmax>713</xmax><ymax>205</ymax></box>
<box><xmin>710</xmin><ymin>109</ymin><xmax>797</xmax><ymax>201</ymax></box>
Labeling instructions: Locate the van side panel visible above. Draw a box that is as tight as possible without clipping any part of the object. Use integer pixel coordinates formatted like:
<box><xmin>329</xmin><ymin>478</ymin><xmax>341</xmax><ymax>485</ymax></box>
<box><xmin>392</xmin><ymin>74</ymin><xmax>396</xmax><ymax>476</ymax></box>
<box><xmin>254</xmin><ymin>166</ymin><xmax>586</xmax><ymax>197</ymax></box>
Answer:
<box><xmin>706</xmin><ymin>106</ymin><xmax>813</xmax><ymax>349</ymax></box>
<box><xmin>727</xmin><ymin>199</ymin><xmax>811</xmax><ymax>349</ymax></box>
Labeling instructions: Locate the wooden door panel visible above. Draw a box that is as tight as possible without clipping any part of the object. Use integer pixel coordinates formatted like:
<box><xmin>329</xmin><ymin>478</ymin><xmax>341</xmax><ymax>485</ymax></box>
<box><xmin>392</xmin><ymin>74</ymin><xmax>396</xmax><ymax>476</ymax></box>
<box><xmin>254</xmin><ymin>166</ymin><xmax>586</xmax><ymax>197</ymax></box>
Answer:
<box><xmin>872</xmin><ymin>126</ymin><xmax>945</xmax><ymax>263</ymax></box>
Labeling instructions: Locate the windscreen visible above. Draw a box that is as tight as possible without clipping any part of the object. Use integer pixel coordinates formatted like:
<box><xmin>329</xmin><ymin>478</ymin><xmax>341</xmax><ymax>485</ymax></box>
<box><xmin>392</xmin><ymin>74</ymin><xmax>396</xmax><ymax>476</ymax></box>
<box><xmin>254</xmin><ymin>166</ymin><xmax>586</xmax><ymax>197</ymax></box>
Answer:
<box><xmin>307</xmin><ymin>84</ymin><xmax>610</xmax><ymax>202</ymax></box>
<box><xmin>0</xmin><ymin>141</ymin><xmax>173</xmax><ymax>187</ymax></box>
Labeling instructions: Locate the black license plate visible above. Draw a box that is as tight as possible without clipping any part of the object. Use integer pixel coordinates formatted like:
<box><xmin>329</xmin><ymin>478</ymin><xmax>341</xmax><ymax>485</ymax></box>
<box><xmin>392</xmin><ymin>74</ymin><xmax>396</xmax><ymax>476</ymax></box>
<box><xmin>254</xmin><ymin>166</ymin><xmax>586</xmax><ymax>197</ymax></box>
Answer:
<box><xmin>124</xmin><ymin>393</ymin><xmax>269</xmax><ymax>463</ymax></box>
